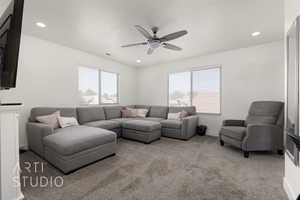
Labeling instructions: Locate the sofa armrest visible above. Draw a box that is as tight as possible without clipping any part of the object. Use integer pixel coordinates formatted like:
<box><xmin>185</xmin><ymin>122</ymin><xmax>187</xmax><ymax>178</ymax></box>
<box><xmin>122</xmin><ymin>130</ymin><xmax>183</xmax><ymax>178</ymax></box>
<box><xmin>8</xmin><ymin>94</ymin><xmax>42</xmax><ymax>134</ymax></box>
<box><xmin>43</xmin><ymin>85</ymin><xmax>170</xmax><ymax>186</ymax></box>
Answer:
<box><xmin>242</xmin><ymin>124</ymin><xmax>283</xmax><ymax>151</ymax></box>
<box><xmin>222</xmin><ymin>120</ymin><xmax>245</xmax><ymax>127</ymax></box>
<box><xmin>181</xmin><ymin>115</ymin><xmax>199</xmax><ymax>139</ymax></box>
<box><xmin>27</xmin><ymin>122</ymin><xmax>54</xmax><ymax>157</ymax></box>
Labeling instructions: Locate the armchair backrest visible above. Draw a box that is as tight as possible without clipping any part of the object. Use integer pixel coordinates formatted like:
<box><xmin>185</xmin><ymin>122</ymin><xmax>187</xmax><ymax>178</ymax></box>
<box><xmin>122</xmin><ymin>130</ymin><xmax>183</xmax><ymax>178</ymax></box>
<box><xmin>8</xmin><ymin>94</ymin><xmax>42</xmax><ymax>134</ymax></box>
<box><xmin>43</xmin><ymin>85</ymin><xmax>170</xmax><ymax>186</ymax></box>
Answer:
<box><xmin>246</xmin><ymin>101</ymin><xmax>284</xmax><ymax>126</ymax></box>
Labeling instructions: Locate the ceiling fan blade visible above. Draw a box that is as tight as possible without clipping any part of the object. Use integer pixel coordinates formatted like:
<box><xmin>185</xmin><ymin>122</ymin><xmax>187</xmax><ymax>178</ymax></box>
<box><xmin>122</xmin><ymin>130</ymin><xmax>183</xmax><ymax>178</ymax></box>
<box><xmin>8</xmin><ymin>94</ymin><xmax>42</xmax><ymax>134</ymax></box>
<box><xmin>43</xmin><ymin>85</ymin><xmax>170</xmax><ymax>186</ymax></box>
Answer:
<box><xmin>135</xmin><ymin>25</ymin><xmax>152</xmax><ymax>39</ymax></box>
<box><xmin>121</xmin><ymin>42</ymin><xmax>147</xmax><ymax>47</ymax></box>
<box><xmin>162</xmin><ymin>43</ymin><xmax>182</xmax><ymax>51</ymax></box>
<box><xmin>160</xmin><ymin>30</ymin><xmax>188</xmax><ymax>42</ymax></box>
<box><xmin>147</xmin><ymin>48</ymin><xmax>154</xmax><ymax>55</ymax></box>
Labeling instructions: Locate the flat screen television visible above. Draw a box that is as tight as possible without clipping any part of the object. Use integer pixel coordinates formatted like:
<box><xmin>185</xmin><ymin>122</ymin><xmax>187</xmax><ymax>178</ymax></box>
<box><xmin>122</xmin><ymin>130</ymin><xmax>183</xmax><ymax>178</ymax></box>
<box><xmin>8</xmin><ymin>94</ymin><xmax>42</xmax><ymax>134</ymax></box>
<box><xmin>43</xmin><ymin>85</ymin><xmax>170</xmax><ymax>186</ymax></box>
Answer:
<box><xmin>286</xmin><ymin>16</ymin><xmax>300</xmax><ymax>166</ymax></box>
<box><xmin>0</xmin><ymin>0</ymin><xmax>24</xmax><ymax>89</ymax></box>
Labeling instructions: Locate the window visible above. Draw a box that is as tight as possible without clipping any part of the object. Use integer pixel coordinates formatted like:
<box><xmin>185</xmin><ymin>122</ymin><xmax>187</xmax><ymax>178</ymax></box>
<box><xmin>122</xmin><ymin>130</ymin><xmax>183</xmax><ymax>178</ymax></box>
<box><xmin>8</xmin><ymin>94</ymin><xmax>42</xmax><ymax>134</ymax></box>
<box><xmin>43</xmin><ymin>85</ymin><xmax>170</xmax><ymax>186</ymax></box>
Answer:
<box><xmin>168</xmin><ymin>66</ymin><xmax>221</xmax><ymax>114</ymax></box>
<box><xmin>78</xmin><ymin>67</ymin><xmax>99</xmax><ymax>105</ymax></box>
<box><xmin>169</xmin><ymin>72</ymin><xmax>191</xmax><ymax>106</ymax></box>
<box><xmin>79</xmin><ymin>67</ymin><xmax>119</xmax><ymax>105</ymax></box>
<box><xmin>101</xmin><ymin>71</ymin><xmax>119</xmax><ymax>104</ymax></box>
<box><xmin>192</xmin><ymin>67</ymin><xmax>220</xmax><ymax>114</ymax></box>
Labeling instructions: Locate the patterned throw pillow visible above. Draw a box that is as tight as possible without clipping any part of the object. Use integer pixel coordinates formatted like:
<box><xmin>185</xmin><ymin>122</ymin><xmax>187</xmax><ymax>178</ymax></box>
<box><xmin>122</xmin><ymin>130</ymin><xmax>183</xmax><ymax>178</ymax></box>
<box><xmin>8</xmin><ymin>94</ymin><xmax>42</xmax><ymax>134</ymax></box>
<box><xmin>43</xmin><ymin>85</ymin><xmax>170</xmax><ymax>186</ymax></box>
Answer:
<box><xmin>36</xmin><ymin>111</ymin><xmax>60</xmax><ymax>129</ymax></box>
<box><xmin>167</xmin><ymin>112</ymin><xmax>181</xmax><ymax>120</ymax></box>
<box><xmin>121</xmin><ymin>108</ymin><xmax>137</xmax><ymax>118</ymax></box>
<box><xmin>136</xmin><ymin>109</ymin><xmax>148</xmax><ymax>118</ymax></box>
<box><xmin>122</xmin><ymin>108</ymin><xmax>148</xmax><ymax>118</ymax></box>
<box><xmin>58</xmin><ymin>117</ymin><xmax>79</xmax><ymax>128</ymax></box>
<box><xmin>167</xmin><ymin>110</ymin><xmax>189</xmax><ymax>120</ymax></box>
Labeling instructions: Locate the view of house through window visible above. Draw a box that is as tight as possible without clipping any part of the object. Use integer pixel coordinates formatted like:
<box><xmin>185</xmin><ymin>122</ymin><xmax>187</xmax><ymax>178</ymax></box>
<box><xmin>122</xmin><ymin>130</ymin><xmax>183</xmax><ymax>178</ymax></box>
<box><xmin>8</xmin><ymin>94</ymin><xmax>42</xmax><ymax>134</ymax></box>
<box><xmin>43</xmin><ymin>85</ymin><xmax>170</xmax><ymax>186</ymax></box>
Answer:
<box><xmin>192</xmin><ymin>67</ymin><xmax>220</xmax><ymax>114</ymax></box>
<box><xmin>101</xmin><ymin>71</ymin><xmax>119</xmax><ymax>104</ymax></box>
<box><xmin>168</xmin><ymin>66</ymin><xmax>221</xmax><ymax>114</ymax></box>
<box><xmin>78</xmin><ymin>67</ymin><xmax>99</xmax><ymax>105</ymax></box>
<box><xmin>79</xmin><ymin>67</ymin><xmax>119</xmax><ymax>105</ymax></box>
<box><xmin>169</xmin><ymin>71</ymin><xmax>191</xmax><ymax>106</ymax></box>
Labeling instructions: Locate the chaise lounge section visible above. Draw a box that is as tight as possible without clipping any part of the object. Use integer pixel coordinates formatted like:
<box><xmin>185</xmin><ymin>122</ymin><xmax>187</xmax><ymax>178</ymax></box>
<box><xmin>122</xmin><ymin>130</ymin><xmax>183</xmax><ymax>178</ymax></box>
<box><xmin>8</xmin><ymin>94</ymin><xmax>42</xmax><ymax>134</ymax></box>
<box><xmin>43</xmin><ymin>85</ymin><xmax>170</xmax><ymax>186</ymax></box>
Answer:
<box><xmin>27</xmin><ymin>107</ymin><xmax>117</xmax><ymax>174</ymax></box>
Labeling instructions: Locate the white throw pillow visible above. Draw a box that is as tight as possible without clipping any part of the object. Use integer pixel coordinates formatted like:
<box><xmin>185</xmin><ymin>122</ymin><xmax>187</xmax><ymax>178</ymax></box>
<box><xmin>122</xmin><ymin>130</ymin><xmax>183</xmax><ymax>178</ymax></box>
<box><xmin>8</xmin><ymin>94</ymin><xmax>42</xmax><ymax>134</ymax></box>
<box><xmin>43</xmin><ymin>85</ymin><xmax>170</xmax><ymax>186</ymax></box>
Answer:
<box><xmin>36</xmin><ymin>111</ymin><xmax>60</xmax><ymax>129</ymax></box>
<box><xmin>136</xmin><ymin>109</ymin><xmax>148</xmax><ymax>118</ymax></box>
<box><xmin>167</xmin><ymin>112</ymin><xmax>181</xmax><ymax>120</ymax></box>
<box><xmin>58</xmin><ymin>117</ymin><xmax>79</xmax><ymax>128</ymax></box>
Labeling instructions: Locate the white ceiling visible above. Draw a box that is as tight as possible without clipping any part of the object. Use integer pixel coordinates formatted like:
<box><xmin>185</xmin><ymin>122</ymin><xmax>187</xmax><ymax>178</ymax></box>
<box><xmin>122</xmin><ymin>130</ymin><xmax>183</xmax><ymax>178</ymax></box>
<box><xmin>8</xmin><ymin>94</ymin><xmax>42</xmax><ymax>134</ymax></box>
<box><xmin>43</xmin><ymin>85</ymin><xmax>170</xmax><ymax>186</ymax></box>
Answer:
<box><xmin>21</xmin><ymin>0</ymin><xmax>284</xmax><ymax>67</ymax></box>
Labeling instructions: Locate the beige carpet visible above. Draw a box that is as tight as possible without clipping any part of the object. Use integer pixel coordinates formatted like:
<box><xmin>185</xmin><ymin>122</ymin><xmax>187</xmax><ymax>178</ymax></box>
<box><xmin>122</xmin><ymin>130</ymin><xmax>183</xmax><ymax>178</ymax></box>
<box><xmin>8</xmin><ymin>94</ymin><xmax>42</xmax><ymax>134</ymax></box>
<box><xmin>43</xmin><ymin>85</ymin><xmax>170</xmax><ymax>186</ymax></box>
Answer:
<box><xmin>20</xmin><ymin>136</ymin><xmax>287</xmax><ymax>200</ymax></box>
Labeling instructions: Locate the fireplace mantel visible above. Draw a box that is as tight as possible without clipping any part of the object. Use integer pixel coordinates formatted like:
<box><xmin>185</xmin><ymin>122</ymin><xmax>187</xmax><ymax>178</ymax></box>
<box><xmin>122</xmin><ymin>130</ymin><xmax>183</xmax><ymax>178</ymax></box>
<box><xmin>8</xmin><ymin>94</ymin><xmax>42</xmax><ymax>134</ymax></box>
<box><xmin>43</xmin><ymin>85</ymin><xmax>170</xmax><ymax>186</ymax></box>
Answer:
<box><xmin>0</xmin><ymin>105</ymin><xmax>24</xmax><ymax>200</ymax></box>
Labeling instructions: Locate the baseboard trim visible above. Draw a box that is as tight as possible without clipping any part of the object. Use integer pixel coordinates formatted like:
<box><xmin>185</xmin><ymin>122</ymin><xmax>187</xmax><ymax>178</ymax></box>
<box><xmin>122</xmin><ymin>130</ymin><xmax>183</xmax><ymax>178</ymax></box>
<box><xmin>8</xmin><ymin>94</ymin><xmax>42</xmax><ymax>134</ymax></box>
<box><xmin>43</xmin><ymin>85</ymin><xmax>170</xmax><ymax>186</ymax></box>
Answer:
<box><xmin>283</xmin><ymin>176</ymin><xmax>297</xmax><ymax>200</ymax></box>
<box><xmin>206</xmin><ymin>131</ymin><xmax>218</xmax><ymax>137</ymax></box>
<box><xmin>19</xmin><ymin>145</ymin><xmax>28</xmax><ymax>151</ymax></box>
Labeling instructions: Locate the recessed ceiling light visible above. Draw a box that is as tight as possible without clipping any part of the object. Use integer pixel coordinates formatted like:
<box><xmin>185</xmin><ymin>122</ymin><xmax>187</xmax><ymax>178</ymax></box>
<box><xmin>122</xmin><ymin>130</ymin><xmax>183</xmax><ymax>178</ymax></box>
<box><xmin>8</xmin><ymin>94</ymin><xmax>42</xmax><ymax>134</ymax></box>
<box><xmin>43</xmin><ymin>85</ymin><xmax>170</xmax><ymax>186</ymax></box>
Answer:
<box><xmin>251</xmin><ymin>32</ymin><xmax>261</xmax><ymax>37</ymax></box>
<box><xmin>136</xmin><ymin>59</ymin><xmax>141</xmax><ymax>63</ymax></box>
<box><xmin>36</xmin><ymin>22</ymin><xmax>46</xmax><ymax>28</ymax></box>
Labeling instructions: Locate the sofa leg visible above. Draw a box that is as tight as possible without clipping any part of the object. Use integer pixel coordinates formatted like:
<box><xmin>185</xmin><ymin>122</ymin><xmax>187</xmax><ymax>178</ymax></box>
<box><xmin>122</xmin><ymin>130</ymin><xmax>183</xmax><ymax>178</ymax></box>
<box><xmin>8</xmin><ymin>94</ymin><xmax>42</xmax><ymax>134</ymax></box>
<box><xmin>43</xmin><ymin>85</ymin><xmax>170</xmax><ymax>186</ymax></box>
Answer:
<box><xmin>243</xmin><ymin>151</ymin><xmax>249</xmax><ymax>158</ymax></box>
<box><xmin>220</xmin><ymin>140</ymin><xmax>224</xmax><ymax>146</ymax></box>
<box><xmin>277</xmin><ymin>149</ymin><xmax>284</xmax><ymax>155</ymax></box>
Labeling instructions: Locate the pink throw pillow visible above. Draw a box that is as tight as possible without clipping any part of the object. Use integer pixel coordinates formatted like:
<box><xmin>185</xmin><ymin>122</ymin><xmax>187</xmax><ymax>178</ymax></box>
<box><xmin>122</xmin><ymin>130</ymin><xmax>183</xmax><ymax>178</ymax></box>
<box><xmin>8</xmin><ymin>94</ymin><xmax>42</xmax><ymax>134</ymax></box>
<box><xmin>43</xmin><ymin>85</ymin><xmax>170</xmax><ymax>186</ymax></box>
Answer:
<box><xmin>180</xmin><ymin>110</ymin><xmax>188</xmax><ymax>120</ymax></box>
<box><xmin>121</xmin><ymin>109</ymin><xmax>136</xmax><ymax>118</ymax></box>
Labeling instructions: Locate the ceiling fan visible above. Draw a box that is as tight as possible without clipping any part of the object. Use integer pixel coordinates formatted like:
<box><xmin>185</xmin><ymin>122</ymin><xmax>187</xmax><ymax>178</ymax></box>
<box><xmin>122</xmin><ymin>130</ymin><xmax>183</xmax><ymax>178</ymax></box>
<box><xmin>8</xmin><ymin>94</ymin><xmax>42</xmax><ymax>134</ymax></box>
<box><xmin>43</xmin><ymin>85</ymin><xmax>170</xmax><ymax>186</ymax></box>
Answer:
<box><xmin>121</xmin><ymin>25</ymin><xmax>188</xmax><ymax>55</ymax></box>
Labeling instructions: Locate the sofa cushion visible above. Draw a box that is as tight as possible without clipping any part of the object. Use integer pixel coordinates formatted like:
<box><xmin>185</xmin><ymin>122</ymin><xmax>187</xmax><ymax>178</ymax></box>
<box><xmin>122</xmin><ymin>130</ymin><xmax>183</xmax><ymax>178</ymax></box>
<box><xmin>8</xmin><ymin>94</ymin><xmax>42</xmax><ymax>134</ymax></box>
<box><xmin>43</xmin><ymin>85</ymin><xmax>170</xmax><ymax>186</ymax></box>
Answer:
<box><xmin>111</xmin><ymin>118</ymin><xmax>132</xmax><ymax>124</ymax></box>
<box><xmin>104</xmin><ymin>106</ymin><xmax>123</xmax><ymax>119</ymax></box>
<box><xmin>43</xmin><ymin>126</ymin><xmax>116</xmax><ymax>156</ymax></box>
<box><xmin>77</xmin><ymin>106</ymin><xmax>105</xmax><ymax>124</ymax></box>
<box><xmin>149</xmin><ymin>106</ymin><xmax>168</xmax><ymax>118</ymax></box>
<box><xmin>84</xmin><ymin>120</ymin><xmax>120</xmax><ymax>130</ymax></box>
<box><xmin>168</xmin><ymin>106</ymin><xmax>196</xmax><ymax>116</ymax></box>
<box><xmin>123</xmin><ymin>120</ymin><xmax>161</xmax><ymax>132</ymax></box>
<box><xmin>160</xmin><ymin>120</ymin><xmax>182</xmax><ymax>129</ymax></box>
<box><xmin>220</xmin><ymin>126</ymin><xmax>246</xmax><ymax>141</ymax></box>
<box><xmin>144</xmin><ymin>117</ymin><xmax>165</xmax><ymax>122</ymax></box>
<box><xmin>30</xmin><ymin>107</ymin><xmax>77</xmax><ymax>122</ymax></box>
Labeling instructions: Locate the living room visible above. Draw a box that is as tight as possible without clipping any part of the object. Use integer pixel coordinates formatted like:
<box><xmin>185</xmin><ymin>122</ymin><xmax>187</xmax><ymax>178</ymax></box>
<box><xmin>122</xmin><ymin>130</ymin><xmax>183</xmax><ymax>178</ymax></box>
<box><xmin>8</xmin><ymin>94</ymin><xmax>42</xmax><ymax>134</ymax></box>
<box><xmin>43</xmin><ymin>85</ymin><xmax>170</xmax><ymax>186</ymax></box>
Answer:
<box><xmin>0</xmin><ymin>0</ymin><xmax>299</xmax><ymax>200</ymax></box>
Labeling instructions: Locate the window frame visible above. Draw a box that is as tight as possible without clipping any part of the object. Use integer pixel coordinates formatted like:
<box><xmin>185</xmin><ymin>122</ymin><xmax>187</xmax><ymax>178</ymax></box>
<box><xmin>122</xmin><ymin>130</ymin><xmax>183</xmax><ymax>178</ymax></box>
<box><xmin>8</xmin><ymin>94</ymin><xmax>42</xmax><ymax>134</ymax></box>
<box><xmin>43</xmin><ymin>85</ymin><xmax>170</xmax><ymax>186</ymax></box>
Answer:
<box><xmin>78</xmin><ymin>66</ymin><xmax>120</xmax><ymax>106</ymax></box>
<box><xmin>167</xmin><ymin>65</ymin><xmax>222</xmax><ymax>115</ymax></box>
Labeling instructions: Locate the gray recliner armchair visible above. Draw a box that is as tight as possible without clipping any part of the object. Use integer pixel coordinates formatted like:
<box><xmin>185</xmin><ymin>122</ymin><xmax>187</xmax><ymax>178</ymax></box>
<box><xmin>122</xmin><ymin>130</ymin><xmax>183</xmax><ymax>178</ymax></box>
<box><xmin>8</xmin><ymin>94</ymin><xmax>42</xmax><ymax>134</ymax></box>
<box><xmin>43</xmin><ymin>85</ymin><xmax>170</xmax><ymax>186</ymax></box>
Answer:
<box><xmin>219</xmin><ymin>101</ymin><xmax>284</xmax><ymax>158</ymax></box>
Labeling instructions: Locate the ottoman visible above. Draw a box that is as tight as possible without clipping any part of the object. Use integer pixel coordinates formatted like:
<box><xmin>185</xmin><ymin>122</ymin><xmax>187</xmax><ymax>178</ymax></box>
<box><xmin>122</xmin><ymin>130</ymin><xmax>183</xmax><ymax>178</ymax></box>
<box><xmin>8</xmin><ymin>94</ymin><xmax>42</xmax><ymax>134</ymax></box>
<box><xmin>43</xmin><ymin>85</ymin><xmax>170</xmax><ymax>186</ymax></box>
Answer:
<box><xmin>122</xmin><ymin>120</ymin><xmax>161</xmax><ymax>144</ymax></box>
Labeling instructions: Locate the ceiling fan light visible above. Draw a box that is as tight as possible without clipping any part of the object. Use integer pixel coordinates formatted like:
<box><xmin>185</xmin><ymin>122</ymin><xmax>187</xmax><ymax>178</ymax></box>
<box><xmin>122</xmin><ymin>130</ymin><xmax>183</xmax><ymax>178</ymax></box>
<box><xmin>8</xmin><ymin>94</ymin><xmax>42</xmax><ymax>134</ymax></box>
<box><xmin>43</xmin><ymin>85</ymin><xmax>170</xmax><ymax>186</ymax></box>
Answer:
<box><xmin>251</xmin><ymin>32</ymin><xmax>261</xmax><ymax>37</ymax></box>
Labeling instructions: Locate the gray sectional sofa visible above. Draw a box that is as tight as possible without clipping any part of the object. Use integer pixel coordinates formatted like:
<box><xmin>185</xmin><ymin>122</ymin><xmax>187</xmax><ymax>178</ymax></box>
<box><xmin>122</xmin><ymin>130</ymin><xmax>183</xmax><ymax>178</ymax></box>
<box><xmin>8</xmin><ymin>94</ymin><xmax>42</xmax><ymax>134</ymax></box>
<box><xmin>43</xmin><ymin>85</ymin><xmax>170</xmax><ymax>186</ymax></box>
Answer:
<box><xmin>27</xmin><ymin>105</ymin><xmax>198</xmax><ymax>173</ymax></box>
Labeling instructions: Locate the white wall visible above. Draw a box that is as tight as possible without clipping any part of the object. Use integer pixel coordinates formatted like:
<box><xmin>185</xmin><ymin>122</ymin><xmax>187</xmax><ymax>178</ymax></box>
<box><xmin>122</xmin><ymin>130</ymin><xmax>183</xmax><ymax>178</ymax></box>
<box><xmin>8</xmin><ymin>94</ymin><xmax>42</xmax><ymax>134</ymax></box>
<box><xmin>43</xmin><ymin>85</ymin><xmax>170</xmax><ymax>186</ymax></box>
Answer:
<box><xmin>284</xmin><ymin>0</ymin><xmax>300</xmax><ymax>199</ymax></box>
<box><xmin>0</xmin><ymin>35</ymin><xmax>137</xmax><ymax>147</ymax></box>
<box><xmin>137</xmin><ymin>41</ymin><xmax>284</xmax><ymax>136</ymax></box>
